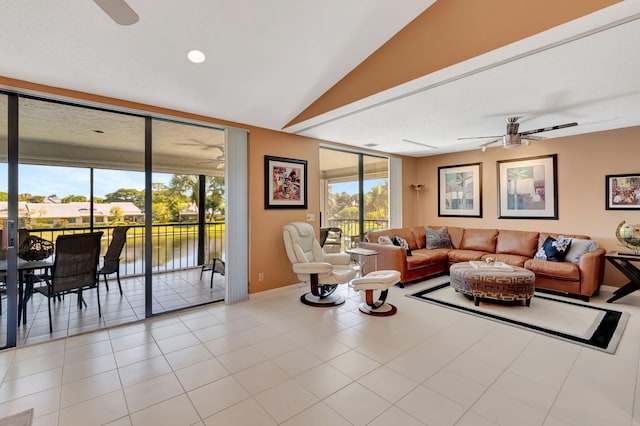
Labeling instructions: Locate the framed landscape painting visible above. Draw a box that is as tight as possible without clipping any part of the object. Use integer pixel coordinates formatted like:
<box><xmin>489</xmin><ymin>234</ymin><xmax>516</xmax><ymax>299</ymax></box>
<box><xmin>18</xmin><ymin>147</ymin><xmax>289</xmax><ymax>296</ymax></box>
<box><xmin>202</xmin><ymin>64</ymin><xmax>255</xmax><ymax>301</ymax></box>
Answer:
<box><xmin>264</xmin><ymin>155</ymin><xmax>307</xmax><ymax>209</ymax></box>
<box><xmin>497</xmin><ymin>154</ymin><xmax>557</xmax><ymax>219</ymax></box>
<box><xmin>606</xmin><ymin>173</ymin><xmax>640</xmax><ymax>210</ymax></box>
<box><xmin>438</xmin><ymin>162</ymin><xmax>482</xmax><ymax>217</ymax></box>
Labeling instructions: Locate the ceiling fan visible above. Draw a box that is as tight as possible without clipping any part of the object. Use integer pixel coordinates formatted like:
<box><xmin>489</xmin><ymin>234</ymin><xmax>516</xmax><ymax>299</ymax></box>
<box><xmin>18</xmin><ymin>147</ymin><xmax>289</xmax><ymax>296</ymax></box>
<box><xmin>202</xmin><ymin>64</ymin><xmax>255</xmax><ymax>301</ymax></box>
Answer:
<box><xmin>458</xmin><ymin>117</ymin><xmax>578</xmax><ymax>152</ymax></box>
<box><xmin>93</xmin><ymin>0</ymin><xmax>139</xmax><ymax>25</ymax></box>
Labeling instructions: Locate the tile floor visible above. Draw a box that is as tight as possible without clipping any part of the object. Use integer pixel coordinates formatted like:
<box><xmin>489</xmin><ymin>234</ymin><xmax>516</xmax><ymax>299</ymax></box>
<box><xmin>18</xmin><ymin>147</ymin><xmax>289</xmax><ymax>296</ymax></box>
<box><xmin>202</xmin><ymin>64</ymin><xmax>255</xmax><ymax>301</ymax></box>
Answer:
<box><xmin>0</xmin><ymin>277</ymin><xmax>639</xmax><ymax>425</ymax></box>
<box><xmin>1</xmin><ymin>269</ymin><xmax>226</xmax><ymax>347</ymax></box>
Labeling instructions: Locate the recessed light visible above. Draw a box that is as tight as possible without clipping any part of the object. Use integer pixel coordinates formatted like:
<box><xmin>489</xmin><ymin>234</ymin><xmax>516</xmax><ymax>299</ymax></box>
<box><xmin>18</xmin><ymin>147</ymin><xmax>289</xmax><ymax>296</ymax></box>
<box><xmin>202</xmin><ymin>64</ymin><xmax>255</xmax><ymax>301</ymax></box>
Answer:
<box><xmin>187</xmin><ymin>49</ymin><xmax>206</xmax><ymax>64</ymax></box>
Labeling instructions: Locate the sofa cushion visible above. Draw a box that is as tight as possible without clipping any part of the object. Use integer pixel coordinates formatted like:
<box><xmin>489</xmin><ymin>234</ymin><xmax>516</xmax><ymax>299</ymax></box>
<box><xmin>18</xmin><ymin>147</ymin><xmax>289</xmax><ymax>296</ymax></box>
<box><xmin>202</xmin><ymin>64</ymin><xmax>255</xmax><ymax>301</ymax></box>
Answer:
<box><xmin>524</xmin><ymin>258</ymin><xmax>580</xmax><ymax>281</ymax></box>
<box><xmin>496</xmin><ymin>230</ymin><xmax>539</xmax><ymax>257</ymax></box>
<box><xmin>563</xmin><ymin>237</ymin><xmax>598</xmax><ymax>264</ymax></box>
<box><xmin>425</xmin><ymin>226</ymin><xmax>452</xmax><ymax>249</ymax></box>
<box><xmin>447</xmin><ymin>249</ymin><xmax>488</xmax><ymax>263</ymax></box>
<box><xmin>407</xmin><ymin>249</ymin><xmax>448</xmax><ymax>270</ymax></box>
<box><xmin>460</xmin><ymin>228</ymin><xmax>498</xmax><ymax>253</ymax></box>
<box><xmin>534</xmin><ymin>236</ymin><xmax>572</xmax><ymax>262</ymax></box>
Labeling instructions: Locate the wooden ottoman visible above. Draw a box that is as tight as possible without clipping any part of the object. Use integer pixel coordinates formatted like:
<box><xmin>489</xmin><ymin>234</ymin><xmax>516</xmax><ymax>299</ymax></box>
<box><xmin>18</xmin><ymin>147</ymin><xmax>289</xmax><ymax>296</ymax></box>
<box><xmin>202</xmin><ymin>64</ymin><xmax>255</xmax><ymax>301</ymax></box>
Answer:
<box><xmin>449</xmin><ymin>262</ymin><xmax>535</xmax><ymax>307</ymax></box>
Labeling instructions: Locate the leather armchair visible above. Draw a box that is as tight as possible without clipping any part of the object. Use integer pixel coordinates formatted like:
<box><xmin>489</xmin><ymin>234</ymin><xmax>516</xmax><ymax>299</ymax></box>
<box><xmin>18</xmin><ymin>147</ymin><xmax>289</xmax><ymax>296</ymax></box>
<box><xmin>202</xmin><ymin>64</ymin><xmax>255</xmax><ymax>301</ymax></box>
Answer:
<box><xmin>283</xmin><ymin>222</ymin><xmax>356</xmax><ymax>306</ymax></box>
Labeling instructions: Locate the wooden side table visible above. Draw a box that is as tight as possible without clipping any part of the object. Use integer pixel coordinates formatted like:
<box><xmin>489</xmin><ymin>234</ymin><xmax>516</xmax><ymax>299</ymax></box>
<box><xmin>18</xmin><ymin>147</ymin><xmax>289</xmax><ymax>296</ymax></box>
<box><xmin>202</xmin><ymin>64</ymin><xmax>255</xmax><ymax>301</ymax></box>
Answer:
<box><xmin>605</xmin><ymin>251</ymin><xmax>640</xmax><ymax>303</ymax></box>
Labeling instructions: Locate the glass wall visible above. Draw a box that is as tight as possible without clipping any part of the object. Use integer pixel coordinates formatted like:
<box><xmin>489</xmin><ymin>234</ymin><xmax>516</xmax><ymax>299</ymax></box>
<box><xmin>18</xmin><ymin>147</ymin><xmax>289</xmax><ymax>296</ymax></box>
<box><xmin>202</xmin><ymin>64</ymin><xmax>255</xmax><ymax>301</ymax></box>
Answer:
<box><xmin>319</xmin><ymin>148</ymin><xmax>389</xmax><ymax>250</ymax></box>
<box><xmin>0</xmin><ymin>94</ymin><xmax>7</xmax><ymax>347</ymax></box>
<box><xmin>151</xmin><ymin>119</ymin><xmax>225</xmax><ymax>314</ymax></box>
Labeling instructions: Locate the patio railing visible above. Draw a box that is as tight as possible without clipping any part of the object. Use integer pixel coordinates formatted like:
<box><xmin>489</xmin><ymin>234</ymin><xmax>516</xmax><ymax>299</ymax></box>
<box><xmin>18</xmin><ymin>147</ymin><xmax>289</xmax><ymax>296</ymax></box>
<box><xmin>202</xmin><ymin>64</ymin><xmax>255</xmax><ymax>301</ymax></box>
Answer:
<box><xmin>326</xmin><ymin>218</ymin><xmax>388</xmax><ymax>247</ymax></box>
<box><xmin>25</xmin><ymin>222</ymin><xmax>225</xmax><ymax>277</ymax></box>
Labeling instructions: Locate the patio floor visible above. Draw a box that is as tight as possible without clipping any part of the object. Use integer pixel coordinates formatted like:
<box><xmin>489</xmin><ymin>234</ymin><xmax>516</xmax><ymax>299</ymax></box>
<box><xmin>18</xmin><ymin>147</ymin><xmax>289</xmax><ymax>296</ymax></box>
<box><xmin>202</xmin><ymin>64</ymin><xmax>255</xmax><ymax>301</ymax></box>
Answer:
<box><xmin>1</xmin><ymin>268</ymin><xmax>226</xmax><ymax>347</ymax></box>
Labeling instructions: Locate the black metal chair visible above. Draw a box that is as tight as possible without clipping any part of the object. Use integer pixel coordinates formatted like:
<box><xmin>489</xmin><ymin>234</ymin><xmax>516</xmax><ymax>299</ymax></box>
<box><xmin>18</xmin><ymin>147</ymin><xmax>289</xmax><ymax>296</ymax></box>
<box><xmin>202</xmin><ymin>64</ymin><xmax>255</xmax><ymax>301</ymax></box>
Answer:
<box><xmin>98</xmin><ymin>226</ymin><xmax>130</xmax><ymax>295</ymax></box>
<box><xmin>26</xmin><ymin>232</ymin><xmax>103</xmax><ymax>333</ymax></box>
<box><xmin>200</xmin><ymin>257</ymin><xmax>225</xmax><ymax>288</ymax></box>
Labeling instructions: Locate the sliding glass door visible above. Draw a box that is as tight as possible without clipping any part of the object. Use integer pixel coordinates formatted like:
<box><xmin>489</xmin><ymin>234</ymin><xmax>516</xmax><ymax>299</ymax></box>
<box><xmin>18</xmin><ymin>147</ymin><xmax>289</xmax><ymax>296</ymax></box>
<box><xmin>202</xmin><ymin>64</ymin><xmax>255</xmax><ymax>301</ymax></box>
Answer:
<box><xmin>319</xmin><ymin>148</ymin><xmax>389</xmax><ymax>249</ymax></box>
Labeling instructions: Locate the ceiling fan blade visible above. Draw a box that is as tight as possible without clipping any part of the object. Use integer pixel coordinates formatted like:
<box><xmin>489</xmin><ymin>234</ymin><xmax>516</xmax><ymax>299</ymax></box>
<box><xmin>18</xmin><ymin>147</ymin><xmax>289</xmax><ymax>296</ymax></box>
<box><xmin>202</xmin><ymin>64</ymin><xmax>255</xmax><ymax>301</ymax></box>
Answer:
<box><xmin>479</xmin><ymin>139</ymin><xmax>501</xmax><ymax>147</ymax></box>
<box><xmin>94</xmin><ymin>0</ymin><xmax>139</xmax><ymax>25</ymax></box>
<box><xmin>519</xmin><ymin>122</ymin><xmax>577</xmax><ymax>136</ymax></box>
<box><xmin>457</xmin><ymin>135</ymin><xmax>502</xmax><ymax>141</ymax></box>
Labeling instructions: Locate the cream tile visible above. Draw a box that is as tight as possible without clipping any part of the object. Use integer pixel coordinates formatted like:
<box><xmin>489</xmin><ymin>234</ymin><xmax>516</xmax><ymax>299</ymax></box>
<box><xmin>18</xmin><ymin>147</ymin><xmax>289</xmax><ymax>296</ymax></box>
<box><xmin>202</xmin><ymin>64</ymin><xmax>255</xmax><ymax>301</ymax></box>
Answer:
<box><xmin>156</xmin><ymin>332</ymin><xmax>201</xmax><ymax>354</ymax></box>
<box><xmin>455</xmin><ymin>410</ymin><xmax>500</xmax><ymax>426</ymax></box>
<box><xmin>472</xmin><ymin>388</ymin><xmax>547</xmax><ymax>426</ymax></box>
<box><xmin>252</xmin><ymin>333</ymin><xmax>299</xmax><ymax>358</ymax></box>
<box><xmin>367</xmin><ymin>406</ymin><xmax>425</xmax><ymax>426</ymax></box>
<box><xmin>217</xmin><ymin>345</ymin><xmax>267</xmax><ymax>373</ymax></box>
<box><xmin>0</xmin><ymin>387</ymin><xmax>60</xmax><ymax>419</ymax></box>
<box><xmin>327</xmin><ymin>349</ymin><xmax>380</xmax><ymax>380</ymax></box>
<box><xmin>303</xmin><ymin>336</ymin><xmax>350</xmax><ymax>361</ymax></box>
<box><xmin>114</xmin><ymin>342</ymin><xmax>162</xmax><ymax>367</ymax></box>
<box><xmin>175</xmin><ymin>358</ymin><xmax>229</xmax><ymax>391</ymax></box>
<box><xmin>233</xmin><ymin>360</ymin><xmax>289</xmax><ymax>395</ymax></box>
<box><xmin>123</xmin><ymin>373</ymin><xmax>184</xmax><ymax>413</ymax></box>
<box><xmin>0</xmin><ymin>367</ymin><xmax>63</xmax><ymax>403</ymax></box>
<box><xmin>58</xmin><ymin>389</ymin><xmax>128</xmax><ymax>426</ymax></box>
<box><xmin>358</xmin><ymin>366</ymin><xmax>419</xmax><ymax>403</ymax></box>
<box><xmin>324</xmin><ymin>382</ymin><xmax>391</xmax><ymax>425</ymax></box>
<box><xmin>202</xmin><ymin>334</ymin><xmax>250</xmax><ymax>357</ymax></box>
<box><xmin>396</xmin><ymin>384</ymin><xmax>467</xmax><ymax>425</ymax></box>
<box><xmin>281</xmin><ymin>401</ymin><xmax>350</xmax><ymax>426</ymax></box>
<box><xmin>118</xmin><ymin>356</ymin><xmax>172</xmax><ymax>387</ymax></box>
<box><xmin>254</xmin><ymin>379</ymin><xmax>319</xmax><ymax>423</ymax></box>
<box><xmin>202</xmin><ymin>397</ymin><xmax>277</xmax><ymax>426</ymax></box>
<box><xmin>423</xmin><ymin>368</ymin><xmax>487</xmax><ymax>407</ymax></box>
<box><xmin>32</xmin><ymin>411</ymin><xmax>59</xmax><ymax>426</ymax></box>
<box><xmin>294</xmin><ymin>363</ymin><xmax>353</xmax><ymax>399</ymax></box>
<box><xmin>61</xmin><ymin>369</ymin><xmax>122</xmax><ymax>408</ymax></box>
<box><xmin>104</xmin><ymin>416</ymin><xmax>133</xmax><ymax>426</ymax></box>
<box><xmin>191</xmin><ymin>323</ymin><xmax>233</xmax><ymax>342</ymax></box>
<box><xmin>188</xmin><ymin>376</ymin><xmax>250</xmax><ymax>418</ymax></box>
<box><xmin>272</xmin><ymin>347</ymin><xmax>323</xmax><ymax>376</ymax></box>
<box><xmin>110</xmin><ymin>331</ymin><xmax>154</xmax><ymax>352</ymax></box>
<box><xmin>164</xmin><ymin>344</ymin><xmax>214</xmax><ymax>370</ymax></box>
<box><xmin>130</xmin><ymin>394</ymin><xmax>200</xmax><ymax>426</ymax></box>
<box><xmin>61</xmin><ymin>353</ymin><xmax>117</xmax><ymax>384</ymax></box>
<box><xmin>4</xmin><ymin>350</ymin><xmax>65</xmax><ymax>381</ymax></box>
<box><xmin>491</xmin><ymin>371</ymin><xmax>557</xmax><ymax>412</ymax></box>
<box><xmin>64</xmin><ymin>339</ymin><xmax>114</xmax><ymax>364</ymax></box>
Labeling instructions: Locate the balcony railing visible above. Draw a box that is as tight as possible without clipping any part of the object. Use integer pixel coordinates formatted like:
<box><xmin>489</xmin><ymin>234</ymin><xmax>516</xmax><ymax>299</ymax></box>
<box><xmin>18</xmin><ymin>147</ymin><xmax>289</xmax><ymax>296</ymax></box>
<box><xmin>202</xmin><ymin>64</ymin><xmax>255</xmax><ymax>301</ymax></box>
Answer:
<box><xmin>24</xmin><ymin>222</ymin><xmax>225</xmax><ymax>277</ymax></box>
<box><xmin>327</xmin><ymin>218</ymin><xmax>388</xmax><ymax>247</ymax></box>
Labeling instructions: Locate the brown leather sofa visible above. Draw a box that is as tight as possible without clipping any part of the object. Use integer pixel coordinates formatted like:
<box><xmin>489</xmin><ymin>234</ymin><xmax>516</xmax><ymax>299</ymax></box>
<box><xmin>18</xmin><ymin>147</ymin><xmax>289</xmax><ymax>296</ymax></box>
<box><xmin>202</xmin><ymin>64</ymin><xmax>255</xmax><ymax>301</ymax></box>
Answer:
<box><xmin>359</xmin><ymin>226</ymin><xmax>606</xmax><ymax>301</ymax></box>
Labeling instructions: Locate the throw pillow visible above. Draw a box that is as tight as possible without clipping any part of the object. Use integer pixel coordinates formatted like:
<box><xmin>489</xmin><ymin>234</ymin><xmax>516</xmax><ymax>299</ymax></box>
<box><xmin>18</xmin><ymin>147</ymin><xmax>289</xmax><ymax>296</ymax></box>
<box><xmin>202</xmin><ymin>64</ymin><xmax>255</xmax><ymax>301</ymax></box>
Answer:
<box><xmin>425</xmin><ymin>226</ymin><xmax>452</xmax><ymax>249</ymax></box>
<box><xmin>534</xmin><ymin>236</ymin><xmax>572</xmax><ymax>262</ymax></box>
<box><xmin>392</xmin><ymin>235</ymin><xmax>412</xmax><ymax>256</ymax></box>
<box><xmin>564</xmin><ymin>237</ymin><xmax>598</xmax><ymax>264</ymax></box>
<box><xmin>378</xmin><ymin>235</ymin><xmax>393</xmax><ymax>245</ymax></box>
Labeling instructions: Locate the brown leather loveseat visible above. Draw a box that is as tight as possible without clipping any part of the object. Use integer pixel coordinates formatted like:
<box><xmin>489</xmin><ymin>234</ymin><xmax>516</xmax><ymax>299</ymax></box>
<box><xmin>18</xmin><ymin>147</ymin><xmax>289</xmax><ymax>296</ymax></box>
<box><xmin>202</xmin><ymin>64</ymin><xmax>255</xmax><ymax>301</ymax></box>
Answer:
<box><xmin>359</xmin><ymin>226</ymin><xmax>605</xmax><ymax>301</ymax></box>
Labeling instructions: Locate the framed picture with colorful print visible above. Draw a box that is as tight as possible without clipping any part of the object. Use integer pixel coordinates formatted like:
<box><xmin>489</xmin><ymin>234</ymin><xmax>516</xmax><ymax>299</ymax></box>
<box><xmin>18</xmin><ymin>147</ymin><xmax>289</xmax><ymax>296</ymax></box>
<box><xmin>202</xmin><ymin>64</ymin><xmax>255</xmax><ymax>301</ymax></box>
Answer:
<box><xmin>438</xmin><ymin>162</ymin><xmax>482</xmax><ymax>217</ymax></box>
<box><xmin>606</xmin><ymin>173</ymin><xmax>640</xmax><ymax>210</ymax></box>
<box><xmin>497</xmin><ymin>154</ymin><xmax>558</xmax><ymax>219</ymax></box>
<box><xmin>264</xmin><ymin>155</ymin><xmax>307</xmax><ymax>209</ymax></box>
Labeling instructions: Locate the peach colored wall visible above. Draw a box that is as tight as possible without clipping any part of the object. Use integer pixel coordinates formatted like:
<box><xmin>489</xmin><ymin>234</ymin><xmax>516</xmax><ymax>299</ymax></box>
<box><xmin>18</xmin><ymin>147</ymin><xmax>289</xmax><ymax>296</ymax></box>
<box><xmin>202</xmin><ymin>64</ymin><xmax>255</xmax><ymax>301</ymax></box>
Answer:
<box><xmin>415</xmin><ymin>126</ymin><xmax>640</xmax><ymax>287</ymax></box>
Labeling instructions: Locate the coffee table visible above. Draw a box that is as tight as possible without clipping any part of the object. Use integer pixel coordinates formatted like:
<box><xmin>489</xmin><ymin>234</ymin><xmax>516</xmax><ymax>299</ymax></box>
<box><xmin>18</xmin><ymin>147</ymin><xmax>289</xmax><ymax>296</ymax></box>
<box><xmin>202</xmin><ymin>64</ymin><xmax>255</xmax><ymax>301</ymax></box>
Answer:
<box><xmin>449</xmin><ymin>261</ymin><xmax>535</xmax><ymax>307</ymax></box>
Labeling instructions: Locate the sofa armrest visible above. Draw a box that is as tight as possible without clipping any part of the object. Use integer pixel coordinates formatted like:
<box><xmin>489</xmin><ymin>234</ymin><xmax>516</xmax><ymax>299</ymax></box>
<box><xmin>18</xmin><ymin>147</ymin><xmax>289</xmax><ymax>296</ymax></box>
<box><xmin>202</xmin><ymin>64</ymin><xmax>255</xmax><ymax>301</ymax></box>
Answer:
<box><xmin>578</xmin><ymin>248</ymin><xmax>606</xmax><ymax>296</ymax></box>
<box><xmin>359</xmin><ymin>242</ymin><xmax>407</xmax><ymax>275</ymax></box>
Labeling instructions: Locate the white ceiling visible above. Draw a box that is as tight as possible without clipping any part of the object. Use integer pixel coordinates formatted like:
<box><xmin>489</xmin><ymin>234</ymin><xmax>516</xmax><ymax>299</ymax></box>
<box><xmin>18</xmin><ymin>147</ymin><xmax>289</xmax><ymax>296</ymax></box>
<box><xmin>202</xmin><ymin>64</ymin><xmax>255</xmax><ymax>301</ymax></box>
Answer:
<box><xmin>1</xmin><ymin>1</ymin><xmax>640</xmax><ymax>158</ymax></box>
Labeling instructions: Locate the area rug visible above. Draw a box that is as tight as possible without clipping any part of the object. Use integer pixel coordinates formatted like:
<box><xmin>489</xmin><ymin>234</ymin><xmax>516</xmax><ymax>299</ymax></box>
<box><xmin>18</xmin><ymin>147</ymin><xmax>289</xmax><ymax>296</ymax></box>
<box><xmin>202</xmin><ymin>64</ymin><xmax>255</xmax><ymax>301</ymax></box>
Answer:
<box><xmin>0</xmin><ymin>408</ymin><xmax>33</xmax><ymax>426</ymax></box>
<box><xmin>407</xmin><ymin>282</ymin><xmax>629</xmax><ymax>354</ymax></box>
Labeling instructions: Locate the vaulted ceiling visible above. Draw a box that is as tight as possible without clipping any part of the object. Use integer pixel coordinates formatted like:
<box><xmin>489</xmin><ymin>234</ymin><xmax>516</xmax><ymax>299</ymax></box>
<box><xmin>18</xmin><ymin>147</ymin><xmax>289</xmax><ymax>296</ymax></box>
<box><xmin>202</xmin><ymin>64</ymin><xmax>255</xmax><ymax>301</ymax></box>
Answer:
<box><xmin>1</xmin><ymin>0</ymin><xmax>639</xmax><ymax>157</ymax></box>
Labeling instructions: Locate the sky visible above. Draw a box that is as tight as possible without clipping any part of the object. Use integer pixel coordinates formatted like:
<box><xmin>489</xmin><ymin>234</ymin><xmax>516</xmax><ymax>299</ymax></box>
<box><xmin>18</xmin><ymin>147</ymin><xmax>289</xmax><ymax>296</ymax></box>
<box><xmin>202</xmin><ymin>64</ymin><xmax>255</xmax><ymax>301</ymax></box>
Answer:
<box><xmin>0</xmin><ymin>164</ymin><xmax>173</xmax><ymax>198</ymax></box>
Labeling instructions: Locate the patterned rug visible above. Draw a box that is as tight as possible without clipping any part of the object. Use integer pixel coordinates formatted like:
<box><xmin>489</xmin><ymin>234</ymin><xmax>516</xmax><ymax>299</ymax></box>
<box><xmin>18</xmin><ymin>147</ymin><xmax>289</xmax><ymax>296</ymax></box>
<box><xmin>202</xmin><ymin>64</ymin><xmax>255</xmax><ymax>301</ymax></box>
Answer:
<box><xmin>0</xmin><ymin>409</ymin><xmax>33</xmax><ymax>426</ymax></box>
<box><xmin>407</xmin><ymin>282</ymin><xmax>628</xmax><ymax>354</ymax></box>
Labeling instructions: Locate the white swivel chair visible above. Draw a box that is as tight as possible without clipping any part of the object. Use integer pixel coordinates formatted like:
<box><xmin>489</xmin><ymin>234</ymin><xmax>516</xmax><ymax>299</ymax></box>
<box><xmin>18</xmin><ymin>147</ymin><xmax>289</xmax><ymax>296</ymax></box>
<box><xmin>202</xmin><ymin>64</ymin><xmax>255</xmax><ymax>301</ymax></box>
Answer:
<box><xmin>283</xmin><ymin>222</ymin><xmax>356</xmax><ymax>307</ymax></box>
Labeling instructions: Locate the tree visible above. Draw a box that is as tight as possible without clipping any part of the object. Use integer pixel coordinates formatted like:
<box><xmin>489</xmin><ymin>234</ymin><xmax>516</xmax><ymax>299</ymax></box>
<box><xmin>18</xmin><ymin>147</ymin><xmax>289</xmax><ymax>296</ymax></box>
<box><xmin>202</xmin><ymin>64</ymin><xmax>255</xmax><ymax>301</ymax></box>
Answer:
<box><xmin>61</xmin><ymin>194</ymin><xmax>89</xmax><ymax>203</ymax></box>
<box><xmin>109</xmin><ymin>206</ymin><xmax>124</xmax><ymax>222</ymax></box>
<box><xmin>104</xmin><ymin>188</ymin><xmax>145</xmax><ymax>210</ymax></box>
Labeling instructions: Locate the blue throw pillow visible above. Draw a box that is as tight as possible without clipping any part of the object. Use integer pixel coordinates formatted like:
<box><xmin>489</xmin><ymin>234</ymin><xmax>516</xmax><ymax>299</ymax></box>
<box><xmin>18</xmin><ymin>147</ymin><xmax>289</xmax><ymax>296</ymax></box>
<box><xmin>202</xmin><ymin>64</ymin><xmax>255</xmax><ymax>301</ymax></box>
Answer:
<box><xmin>425</xmin><ymin>226</ymin><xmax>452</xmax><ymax>249</ymax></box>
<box><xmin>534</xmin><ymin>236</ymin><xmax>571</xmax><ymax>262</ymax></box>
<box><xmin>392</xmin><ymin>235</ymin><xmax>412</xmax><ymax>256</ymax></box>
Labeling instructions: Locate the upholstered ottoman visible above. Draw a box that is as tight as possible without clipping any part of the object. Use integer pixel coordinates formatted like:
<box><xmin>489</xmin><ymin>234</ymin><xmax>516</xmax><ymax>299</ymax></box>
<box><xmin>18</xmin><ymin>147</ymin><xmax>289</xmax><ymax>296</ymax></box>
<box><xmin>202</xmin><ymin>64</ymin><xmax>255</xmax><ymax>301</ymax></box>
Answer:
<box><xmin>449</xmin><ymin>262</ymin><xmax>535</xmax><ymax>307</ymax></box>
<box><xmin>350</xmin><ymin>270</ymin><xmax>401</xmax><ymax>316</ymax></box>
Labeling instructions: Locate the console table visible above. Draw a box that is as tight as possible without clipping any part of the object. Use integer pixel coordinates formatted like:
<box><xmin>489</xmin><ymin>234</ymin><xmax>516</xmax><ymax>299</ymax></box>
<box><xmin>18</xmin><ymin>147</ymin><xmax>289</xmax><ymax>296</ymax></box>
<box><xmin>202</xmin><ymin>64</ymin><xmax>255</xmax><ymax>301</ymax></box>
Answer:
<box><xmin>605</xmin><ymin>252</ymin><xmax>640</xmax><ymax>303</ymax></box>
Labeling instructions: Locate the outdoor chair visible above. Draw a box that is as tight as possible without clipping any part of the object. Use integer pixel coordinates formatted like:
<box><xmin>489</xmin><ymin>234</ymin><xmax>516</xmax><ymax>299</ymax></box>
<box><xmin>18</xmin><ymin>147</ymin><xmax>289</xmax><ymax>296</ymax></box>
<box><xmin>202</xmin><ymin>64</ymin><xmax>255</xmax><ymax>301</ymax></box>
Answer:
<box><xmin>98</xmin><ymin>226</ymin><xmax>130</xmax><ymax>295</ymax></box>
<box><xmin>283</xmin><ymin>222</ymin><xmax>356</xmax><ymax>307</ymax></box>
<box><xmin>25</xmin><ymin>232</ymin><xmax>103</xmax><ymax>333</ymax></box>
<box><xmin>200</xmin><ymin>257</ymin><xmax>225</xmax><ymax>288</ymax></box>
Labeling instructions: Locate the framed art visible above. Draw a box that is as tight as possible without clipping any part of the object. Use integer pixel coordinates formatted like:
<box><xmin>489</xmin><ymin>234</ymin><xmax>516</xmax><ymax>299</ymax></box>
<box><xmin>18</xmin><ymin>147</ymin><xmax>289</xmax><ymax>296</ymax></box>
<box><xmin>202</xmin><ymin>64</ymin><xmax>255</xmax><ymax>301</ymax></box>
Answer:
<box><xmin>438</xmin><ymin>162</ymin><xmax>482</xmax><ymax>217</ymax></box>
<box><xmin>497</xmin><ymin>154</ymin><xmax>557</xmax><ymax>219</ymax></box>
<box><xmin>264</xmin><ymin>155</ymin><xmax>307</xmax><ymax>209</ymax></box>
<box><xmin>606</xmin><ymin>173</ymin><xmax>640</xmax><ymax>210</ymax></box>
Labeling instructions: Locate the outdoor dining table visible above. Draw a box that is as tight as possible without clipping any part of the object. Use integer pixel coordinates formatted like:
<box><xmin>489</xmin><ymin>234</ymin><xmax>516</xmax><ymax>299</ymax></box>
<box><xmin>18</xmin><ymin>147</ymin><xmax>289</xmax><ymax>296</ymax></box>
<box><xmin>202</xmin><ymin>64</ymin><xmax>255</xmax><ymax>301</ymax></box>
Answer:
<box><xmin>0</xmin><ymin>258</ymin><xmax>53</xmax><ymax>325</ymax></box>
